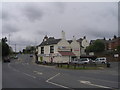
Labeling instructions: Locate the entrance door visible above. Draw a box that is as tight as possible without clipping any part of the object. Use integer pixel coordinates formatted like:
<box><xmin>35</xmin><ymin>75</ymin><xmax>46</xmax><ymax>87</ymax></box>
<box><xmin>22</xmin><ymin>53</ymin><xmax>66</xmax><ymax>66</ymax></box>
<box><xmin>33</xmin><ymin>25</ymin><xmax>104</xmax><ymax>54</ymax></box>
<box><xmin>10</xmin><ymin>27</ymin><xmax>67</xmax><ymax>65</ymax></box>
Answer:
<box><xmin>40</xmin><ymin>56</ymin><xmax>43</xmax><ymax>62</ymax></box>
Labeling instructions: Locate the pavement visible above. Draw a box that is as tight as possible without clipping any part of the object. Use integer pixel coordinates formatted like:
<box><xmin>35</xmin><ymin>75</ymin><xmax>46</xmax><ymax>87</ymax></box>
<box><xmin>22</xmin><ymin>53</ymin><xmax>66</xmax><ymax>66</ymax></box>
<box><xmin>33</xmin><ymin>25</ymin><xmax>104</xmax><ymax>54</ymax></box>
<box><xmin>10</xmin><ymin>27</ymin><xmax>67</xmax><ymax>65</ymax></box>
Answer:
<box><xmin>2</xmin><ymin>54</ymin><xmax>120</xmax><ymax>89</ymax></box>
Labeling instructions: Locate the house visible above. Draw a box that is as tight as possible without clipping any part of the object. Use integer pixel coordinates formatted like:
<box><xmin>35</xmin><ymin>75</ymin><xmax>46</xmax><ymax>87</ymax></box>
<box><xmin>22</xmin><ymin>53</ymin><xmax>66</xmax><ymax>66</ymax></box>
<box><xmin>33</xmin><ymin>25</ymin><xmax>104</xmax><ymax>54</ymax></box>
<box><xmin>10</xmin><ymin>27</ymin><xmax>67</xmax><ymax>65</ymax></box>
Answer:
<box><xmin>89</xmin><ymin>35</ymin><xmax>120</xmax><ymax>52</ymax></box>
<box><xmin>37</xmin><ymin>31</ymin><xmax>80</xmax><ymax>63</ymax></box>
<box><xmin>90</xmin><ymin>38</ymin><xmax>108</xmax><ymax>50</ymax></box>
<box><xmin>77</xmin><ymin>36</ymin><xmax>89</xmax><ymax>55</ymax></box>
<box><xmin>107</xmin><ymin>36</ymin><xmax>120</xmax><ymax>51</ymax></box>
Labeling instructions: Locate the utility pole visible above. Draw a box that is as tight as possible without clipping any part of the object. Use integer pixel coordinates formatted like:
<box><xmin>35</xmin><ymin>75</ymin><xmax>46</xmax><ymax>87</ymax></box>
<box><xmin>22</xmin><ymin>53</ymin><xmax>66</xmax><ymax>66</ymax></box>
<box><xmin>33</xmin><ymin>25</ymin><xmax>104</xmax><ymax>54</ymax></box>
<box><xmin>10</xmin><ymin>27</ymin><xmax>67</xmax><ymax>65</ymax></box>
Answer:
<box><xmin>15</xmin><ymin>44</ymin><xmax>16</xmax><ymax>54</ymax></box>
<box><xmin>8</xmin><ymin>33</ymin><xmax>11</xmax><ymax>45</ymax></box>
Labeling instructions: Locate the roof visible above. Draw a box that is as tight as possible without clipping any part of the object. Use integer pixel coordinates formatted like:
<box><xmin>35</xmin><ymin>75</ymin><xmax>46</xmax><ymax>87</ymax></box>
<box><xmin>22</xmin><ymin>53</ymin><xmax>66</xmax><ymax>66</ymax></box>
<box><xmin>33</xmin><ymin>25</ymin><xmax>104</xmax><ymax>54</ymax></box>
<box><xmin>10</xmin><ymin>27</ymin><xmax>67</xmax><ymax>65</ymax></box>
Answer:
<box><xmin>108</xmin><ymin>37</ymin><xmax>120</xmax><ymax>43</ymax></box>
<box><xmin>90</xmin><ymin>39</ymin><xmax>108</xmax><ymax>45</ymax></box>
<box><xmin>58</xmin><ymin>51</ymin><xmax>75</xmax><ymax>56</ymax></box>
<box><xmin>39</xmin><ymin>38</ymin><xmax>61</xmax><ymax>46</ymax></box>
<box><xmin>67</xmin><ymin>40</ymin><xmax>73</xmax><ymax>44</ymax></box>
<box><xmin>77</xmin><ymin>38</ymin><xmax>83</xmax><ymax>43</ymax></box>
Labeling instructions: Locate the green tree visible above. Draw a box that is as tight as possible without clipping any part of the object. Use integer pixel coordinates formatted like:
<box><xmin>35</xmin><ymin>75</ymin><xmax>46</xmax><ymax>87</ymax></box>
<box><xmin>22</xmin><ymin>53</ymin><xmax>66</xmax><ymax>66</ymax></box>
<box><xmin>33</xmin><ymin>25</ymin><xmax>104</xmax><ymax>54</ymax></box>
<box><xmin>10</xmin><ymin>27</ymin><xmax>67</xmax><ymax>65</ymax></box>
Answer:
<box><xmin>23</xmin><ymin>46</ymin><xmax>36</xmax><ymax>54</ymax></box>
<box><xmin>117</xmin><ymin>45</ymin><xmax>120</xmax><ymax>53</ymax></box>
<box><xmin>2</xmin><ymin>37</ymin><xmax>11</xmax><ymax>57</ymax></box>
<box><xmin>86</xmin><ymin>40</ymin><xmax>105</xmax><ymax>53</ymax></box>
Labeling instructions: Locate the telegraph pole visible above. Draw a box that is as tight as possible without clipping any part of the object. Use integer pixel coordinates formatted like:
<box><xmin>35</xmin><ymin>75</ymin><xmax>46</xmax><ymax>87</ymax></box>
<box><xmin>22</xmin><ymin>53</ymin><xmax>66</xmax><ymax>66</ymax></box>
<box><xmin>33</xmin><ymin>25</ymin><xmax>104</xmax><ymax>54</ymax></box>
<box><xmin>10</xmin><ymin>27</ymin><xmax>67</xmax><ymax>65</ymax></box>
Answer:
<box><xmin>15</xmin><ymin>44</ymin><xmax>16</xmax><ymax>54</ymax></box>
<box><xmin>8</xmin><ymin>34</ymin><xmax>11</xmax><ymax>45</ymax></box>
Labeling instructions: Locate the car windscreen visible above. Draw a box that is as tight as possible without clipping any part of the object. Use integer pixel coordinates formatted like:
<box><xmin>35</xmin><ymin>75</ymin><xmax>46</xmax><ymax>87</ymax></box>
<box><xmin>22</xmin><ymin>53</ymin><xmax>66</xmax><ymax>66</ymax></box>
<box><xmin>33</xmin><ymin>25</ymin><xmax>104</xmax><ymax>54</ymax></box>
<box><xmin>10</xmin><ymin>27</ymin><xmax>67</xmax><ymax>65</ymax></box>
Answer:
<box><xmin>80</xmin><ymin>58</ymin><xmax>88</xmax><ymax>61</ymax></box>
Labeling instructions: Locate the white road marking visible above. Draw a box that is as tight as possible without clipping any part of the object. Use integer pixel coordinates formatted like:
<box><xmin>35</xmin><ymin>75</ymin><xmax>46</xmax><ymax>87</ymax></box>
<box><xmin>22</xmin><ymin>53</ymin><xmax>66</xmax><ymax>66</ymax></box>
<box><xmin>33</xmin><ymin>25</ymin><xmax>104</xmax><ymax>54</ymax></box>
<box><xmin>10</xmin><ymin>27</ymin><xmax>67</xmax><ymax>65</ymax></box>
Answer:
<box><xmin>46</xmin><ymin>73</ymin><xmax>71</xmax><ymax>89</ymax></box>
<box><xmin>46</xmin><ymin>73</ymin><xmax>60</xmax><ymax>81</ymax></box>
<box><xmin>8</xmin><ymin>63</ymin><xmax>36</xmax><ymax>79</ymax></box>
<box><xmin>80</xmin><ymin>80</ymin><xmax>111</xmax><ymax>88</ymax></box>
<box><xmin>23</xmin><ymin>73</ymin><xmax>36</xmax><ymax>79</ymax></box>
<box><xmin>33</xmin><ymin>71</ymin><xmax>43</xmax><ymax>75</ymax></box>
<box><xmin>22</xmin><ymin>63</ymin><xmax>29</xmax><ymax>65</ymax></box>
<box><xmin>80</xmin><ymin>76</ymin><xmax>119</xmax><ymax>84</ymax></box>
<box><xmin>8</xmin><ymin>63</ymin><xmax>20</xmax><ymax>72</ymax></box>
<box><xmin>38</xmin><ymin>64</ymin><xmax>54</xmax><ymax>68</ymax></box>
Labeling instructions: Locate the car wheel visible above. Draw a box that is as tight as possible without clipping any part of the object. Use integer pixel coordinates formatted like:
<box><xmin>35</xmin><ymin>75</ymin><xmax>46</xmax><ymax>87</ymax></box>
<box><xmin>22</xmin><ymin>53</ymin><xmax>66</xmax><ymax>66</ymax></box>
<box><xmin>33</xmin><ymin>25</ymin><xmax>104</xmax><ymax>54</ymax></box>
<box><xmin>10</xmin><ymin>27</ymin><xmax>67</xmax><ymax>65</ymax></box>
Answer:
<box><xmin>102</xmin><ymin>62</ymin><xmax>105</xmax><ymax>64</ymax></box>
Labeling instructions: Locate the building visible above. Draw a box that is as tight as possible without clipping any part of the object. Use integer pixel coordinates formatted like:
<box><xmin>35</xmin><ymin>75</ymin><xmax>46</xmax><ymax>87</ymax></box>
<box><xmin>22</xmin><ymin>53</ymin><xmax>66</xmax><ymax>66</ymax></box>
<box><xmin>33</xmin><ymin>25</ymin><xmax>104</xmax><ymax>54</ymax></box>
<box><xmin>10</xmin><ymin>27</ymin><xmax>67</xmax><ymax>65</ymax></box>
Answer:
<box><xmin>89</xmin><ymin>35</ymin><xmax>120</xmax><ymax>52</ymax></box>
<box><xmin>77</xmin><ymin>36</ymin><xmax>89</xmax><ymax>55</ymax></box>
<box><xmin>90</xmin><ymin>38</ymin><xmax>108</xmax><ymax>50</ymax></box>
<box><xmin>107</xmin><ymin>36</ymin><xmax>120</xmax><ymax>51</ymax></box>
<box><xmin>38</xmin><ymin>31</ymin><xmax>81</xmax><ymax>63</ymax></box>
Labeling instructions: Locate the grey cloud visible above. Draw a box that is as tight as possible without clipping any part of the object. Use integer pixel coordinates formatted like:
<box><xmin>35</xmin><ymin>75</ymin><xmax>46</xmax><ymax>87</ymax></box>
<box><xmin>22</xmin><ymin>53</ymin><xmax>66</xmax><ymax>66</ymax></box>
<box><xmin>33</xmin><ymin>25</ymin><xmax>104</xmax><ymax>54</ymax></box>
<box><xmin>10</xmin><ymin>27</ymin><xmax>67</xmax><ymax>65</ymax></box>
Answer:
<box><xmin>36</xmin><ymin>30</ymin><xmax>50</xmax><ymax>36</ymax></box>
<box><xmin>2</xmin><ymin>24</ymin><xmax>19</xmax><ymax>34</ymax></box>
<box><xmin>54</xmin><ymin>2</ymin><xmax>66</xmax><ymax>14</ymax></box>
<box><xmin>10</xmin><ymin>37</ymin><xmax>35</xmax><ymax>51</ymax></box>
<box><xmin>23</xmin><ymin>5</ymin><xmax>44</xmax><ymax>22</ymax></box>
<box><xmin>2</xmin><ymin>11</ymin><xmax>10</xmax><ymax>20</ymax></box>
<box><xmin>86</xmin><ymin>28</ymin><xmax>117</xmax><ymax>39</ymax></box>
<box><xmin>1</xmin><ymin>2</ymin><xmax>118</xmax><ymax>51</ymax></box>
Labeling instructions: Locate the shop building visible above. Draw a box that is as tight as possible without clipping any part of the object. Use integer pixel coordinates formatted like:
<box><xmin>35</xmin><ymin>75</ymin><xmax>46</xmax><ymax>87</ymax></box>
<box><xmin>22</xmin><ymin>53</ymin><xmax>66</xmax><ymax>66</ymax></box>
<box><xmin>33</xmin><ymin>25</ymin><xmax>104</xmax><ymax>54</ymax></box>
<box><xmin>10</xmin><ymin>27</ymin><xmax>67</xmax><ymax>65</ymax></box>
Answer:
<box><xmin>38</xmin><ymin>31</ymin><xmax>80</xmax><ymax>63</ymax></box>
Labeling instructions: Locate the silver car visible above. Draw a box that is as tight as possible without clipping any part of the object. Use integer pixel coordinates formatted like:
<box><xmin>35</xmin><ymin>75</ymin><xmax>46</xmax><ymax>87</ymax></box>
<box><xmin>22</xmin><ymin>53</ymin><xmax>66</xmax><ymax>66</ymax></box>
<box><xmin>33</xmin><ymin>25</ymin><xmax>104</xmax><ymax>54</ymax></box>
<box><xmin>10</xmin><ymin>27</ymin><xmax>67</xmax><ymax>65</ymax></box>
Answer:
<box><xmin>95</xmin><ymin>57</ymin><xmax>107</xmax><ymax>64</ymax></box>
<box><xmin>71</xmin><ymin>59</ymin><xmax>79</xmax><ymax>64</ymax></box>
<box><xmin>79</xmin><ymin>58</ymin><xmax>90</xmax><ymax>64</ymax></box>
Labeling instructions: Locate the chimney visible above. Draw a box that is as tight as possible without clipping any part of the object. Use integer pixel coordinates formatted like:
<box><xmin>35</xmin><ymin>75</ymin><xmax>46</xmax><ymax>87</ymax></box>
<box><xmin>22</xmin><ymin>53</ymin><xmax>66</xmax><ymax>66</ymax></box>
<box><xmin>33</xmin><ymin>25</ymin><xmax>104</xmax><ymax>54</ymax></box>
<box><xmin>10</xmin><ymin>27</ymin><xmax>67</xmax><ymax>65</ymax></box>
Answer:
<box><xmin>83</xmin><ymin>36</ymin><xmax>86</xmax><ymax>39</ymax></box>
<box><xmin>43</xmin><ymin>35</ymin><xmax>48</xmax><ymax>42</ymax></box>
<box><xmin>61</xmin><ymin>30</ymin><xmax>66</xmax><ymax>39</ymax></box>
<box><xmin>113</xmin><ymin>35</ymin><xmax>117</xmax><ymax>39</ymax></box>
<box><xmin>72</xmin><ymin>36</ymin><xmax>76</xmax><ymax>41</ymax></box>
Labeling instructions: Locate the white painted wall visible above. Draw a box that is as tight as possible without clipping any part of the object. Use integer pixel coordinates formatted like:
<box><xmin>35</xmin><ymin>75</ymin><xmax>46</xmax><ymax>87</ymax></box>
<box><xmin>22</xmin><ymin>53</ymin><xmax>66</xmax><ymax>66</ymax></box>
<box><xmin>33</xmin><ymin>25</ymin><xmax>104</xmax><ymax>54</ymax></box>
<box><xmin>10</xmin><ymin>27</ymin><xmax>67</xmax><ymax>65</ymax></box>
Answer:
<box><xmin>44</xmin><ymin>45</ymin><xmax>50</xmax><ymax>54</ymax></box>
<box><xmin>38</xmin><ymin>47</ymin><xmax>41</xmax><ymax>54</ymax></box>
<box><xmin>70</xmin><ymin>40</ymin><xmax>80</xmax><ymax>57</ymax></box>
<box><xmin>81</xmin><ymin>39</ymin><xmax>89</xmax><ymax>48</ymax></box>
<box><xmin>81</xmin><ymin>39</ymin><xmax>89</xmax><ymax>55</ymax></box>
<box><xmin>57</xmin><ymin>39</ymin><xmax>70</xmax><ymax>47</ymax></box>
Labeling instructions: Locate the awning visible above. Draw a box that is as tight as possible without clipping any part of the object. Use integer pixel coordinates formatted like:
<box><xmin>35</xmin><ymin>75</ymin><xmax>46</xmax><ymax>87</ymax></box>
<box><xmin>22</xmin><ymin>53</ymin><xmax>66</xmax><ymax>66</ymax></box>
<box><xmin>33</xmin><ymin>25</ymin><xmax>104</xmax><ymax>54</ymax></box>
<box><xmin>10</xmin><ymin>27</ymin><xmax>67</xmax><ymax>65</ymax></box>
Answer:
<box><xmin>58</xmin><ymin>51</ymin><xmax>75</xmax><ymax>56</ymax></box>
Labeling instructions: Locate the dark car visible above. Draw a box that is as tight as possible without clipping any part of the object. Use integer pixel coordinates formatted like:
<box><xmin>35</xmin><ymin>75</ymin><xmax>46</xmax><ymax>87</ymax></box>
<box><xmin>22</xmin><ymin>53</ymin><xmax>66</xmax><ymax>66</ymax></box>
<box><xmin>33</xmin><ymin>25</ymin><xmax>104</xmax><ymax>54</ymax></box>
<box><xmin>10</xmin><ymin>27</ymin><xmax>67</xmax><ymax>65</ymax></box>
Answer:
<box><xmin>3</xmin><ymin>57</ymin><xmax>10</xmax><ymax>63</ymax></box>
<box><xmin>30</xmin><ymin>54</ymin><xmax>33</xmax><ymax>57</ymax></box>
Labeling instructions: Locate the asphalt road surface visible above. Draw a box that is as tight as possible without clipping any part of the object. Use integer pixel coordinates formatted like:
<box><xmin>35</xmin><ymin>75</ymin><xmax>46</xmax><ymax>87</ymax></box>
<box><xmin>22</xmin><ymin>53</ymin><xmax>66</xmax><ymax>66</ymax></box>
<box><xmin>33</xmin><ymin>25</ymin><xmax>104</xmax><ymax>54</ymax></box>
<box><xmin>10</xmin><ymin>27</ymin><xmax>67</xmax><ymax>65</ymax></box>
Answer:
<box><xmin>2</xmin><ymin>54</ymin><xmax>120</xmax><ymax>90</ymax></box>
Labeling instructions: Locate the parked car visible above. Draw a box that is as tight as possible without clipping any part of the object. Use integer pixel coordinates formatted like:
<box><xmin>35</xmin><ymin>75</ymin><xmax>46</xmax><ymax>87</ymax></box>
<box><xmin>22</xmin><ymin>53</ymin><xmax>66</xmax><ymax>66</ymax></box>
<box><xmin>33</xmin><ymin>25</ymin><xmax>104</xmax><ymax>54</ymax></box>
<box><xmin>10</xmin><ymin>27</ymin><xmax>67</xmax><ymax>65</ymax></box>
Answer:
<box><xmin>79</xmin><ymin>58</ymin><xmax>90</xmax><ymax>64</ymax></box>
<box><xmin>3</xmin><ymin>57</ymin><xmax>10</xmax><ymax>63</ymax></box>
<box><xmin>71</xmin><ymin>58</ymin><xmax>91</xmax><ymax>64</ymax></box>
<box><xmin>71</xmin><ymin>59</ymin><xmax>79</xmax><ymax>64</ymax></box>
<box><xmin>30</xmin><ymin>54</ymin><xmax>33</xmax><ymax>57</ymax></box>
<box><xmin>95</xmin><ymin>57</ymin><xmax>107</xmax><ymax>64</ymax></box>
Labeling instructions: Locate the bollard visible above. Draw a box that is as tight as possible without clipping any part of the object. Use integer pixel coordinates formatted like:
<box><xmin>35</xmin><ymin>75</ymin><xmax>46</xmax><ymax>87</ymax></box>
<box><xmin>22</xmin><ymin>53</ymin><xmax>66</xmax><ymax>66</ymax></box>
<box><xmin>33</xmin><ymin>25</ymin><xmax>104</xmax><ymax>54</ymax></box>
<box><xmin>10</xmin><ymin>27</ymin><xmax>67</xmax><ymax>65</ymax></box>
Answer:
<box><xmin>83</xmin><ymin>64</ymin><xmax>86</xmax><ymax>69</ymax></box>
<box><xmin>107</xmin><ymin>62</ymin><xmax>110</xmax><ymax>68</ymax></box>
<box><xmin>57</xmin><ymin>63</ymin><xmax>59</xmax><ymax>67</ymax></box>
<box><xmin>74</xmin><ymin>63</ymin><xmax>76</xmax><ymax>69</ymax></box>
<box><xmin>67</xmin><ymin>63</ymin><xmax>69</xmax><ymax>68</ymax></box>
<box><xmin>60</xmin><ymin>63</ymin><xmax>62</xmax><ymax>67</ymax></box>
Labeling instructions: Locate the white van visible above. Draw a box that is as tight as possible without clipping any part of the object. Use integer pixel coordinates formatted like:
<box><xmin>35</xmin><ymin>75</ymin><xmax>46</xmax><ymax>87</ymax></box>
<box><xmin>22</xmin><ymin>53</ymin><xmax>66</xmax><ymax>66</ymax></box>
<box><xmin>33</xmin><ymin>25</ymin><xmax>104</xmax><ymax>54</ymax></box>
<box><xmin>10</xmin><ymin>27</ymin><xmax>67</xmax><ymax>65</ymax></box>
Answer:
<box><xmin>95</xmin><ymin>57</ymin><xmax>107</xmax><ymax>64</ymax></box>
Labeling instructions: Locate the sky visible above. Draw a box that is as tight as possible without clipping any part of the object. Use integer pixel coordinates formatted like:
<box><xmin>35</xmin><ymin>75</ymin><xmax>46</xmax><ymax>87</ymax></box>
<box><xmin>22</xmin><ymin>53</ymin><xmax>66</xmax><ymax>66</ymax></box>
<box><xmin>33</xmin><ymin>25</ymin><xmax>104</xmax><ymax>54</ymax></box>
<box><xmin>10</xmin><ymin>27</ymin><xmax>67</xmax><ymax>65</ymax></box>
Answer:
<box><xmin>1</xmin><ymin>2</ymin><xmax>118</xmax><ymax>52</ymax></box>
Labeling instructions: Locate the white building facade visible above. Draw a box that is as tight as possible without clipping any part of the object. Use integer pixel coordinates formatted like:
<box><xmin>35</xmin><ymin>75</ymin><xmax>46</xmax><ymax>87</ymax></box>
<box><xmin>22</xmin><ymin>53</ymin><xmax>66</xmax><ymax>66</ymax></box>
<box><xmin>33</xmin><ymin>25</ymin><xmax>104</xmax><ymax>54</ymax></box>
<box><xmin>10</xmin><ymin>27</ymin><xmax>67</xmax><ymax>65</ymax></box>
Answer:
<box><xmin>38</xmin><ymin>31</ymin><xmax>89</xmax><ymax>63</ymax></box>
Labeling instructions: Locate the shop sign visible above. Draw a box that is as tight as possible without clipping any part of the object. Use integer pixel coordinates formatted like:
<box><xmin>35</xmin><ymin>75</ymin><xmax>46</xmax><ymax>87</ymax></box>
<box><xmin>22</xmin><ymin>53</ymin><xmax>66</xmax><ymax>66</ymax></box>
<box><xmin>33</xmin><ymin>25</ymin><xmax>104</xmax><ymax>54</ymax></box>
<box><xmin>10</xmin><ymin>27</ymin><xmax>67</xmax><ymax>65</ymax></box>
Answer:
<box><xmin>58</xmin><ymin>46</ymin><xmax>71</xmax><ymax>51</ymax></box>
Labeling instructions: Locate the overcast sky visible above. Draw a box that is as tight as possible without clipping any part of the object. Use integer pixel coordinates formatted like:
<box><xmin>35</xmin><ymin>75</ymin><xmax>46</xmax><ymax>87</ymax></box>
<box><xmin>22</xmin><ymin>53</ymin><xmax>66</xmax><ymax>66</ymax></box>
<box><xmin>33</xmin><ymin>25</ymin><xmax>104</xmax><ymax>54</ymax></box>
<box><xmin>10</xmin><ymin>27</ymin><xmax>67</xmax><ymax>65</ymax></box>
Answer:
<box><xmin>1</xmin><ymin>2</ymin><xmax>118</xmax><ymax>52</ymax></box>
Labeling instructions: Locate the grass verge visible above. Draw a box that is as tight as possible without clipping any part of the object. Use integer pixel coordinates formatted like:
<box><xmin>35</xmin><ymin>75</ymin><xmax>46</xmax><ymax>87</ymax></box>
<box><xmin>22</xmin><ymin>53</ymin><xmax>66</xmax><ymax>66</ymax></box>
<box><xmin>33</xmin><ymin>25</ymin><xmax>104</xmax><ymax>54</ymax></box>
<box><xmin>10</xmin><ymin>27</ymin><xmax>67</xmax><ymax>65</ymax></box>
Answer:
<box><xmin>56</xmin><ymin>64</ymin><xmax>106</xmax><ymax>70</ymax></box>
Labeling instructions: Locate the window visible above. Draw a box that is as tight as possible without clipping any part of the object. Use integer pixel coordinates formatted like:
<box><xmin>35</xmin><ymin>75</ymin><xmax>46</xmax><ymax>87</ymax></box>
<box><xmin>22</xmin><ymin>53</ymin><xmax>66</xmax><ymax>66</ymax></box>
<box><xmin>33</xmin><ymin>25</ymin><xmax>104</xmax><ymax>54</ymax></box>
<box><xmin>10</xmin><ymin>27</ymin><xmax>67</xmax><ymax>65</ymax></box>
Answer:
<box><xmin>41</xmin><ymin>47</ymin><xmax>44</xmax><ymax>54</ymax></box>
<box><xmin>50</xmin><ymin>46</ymin><xmax>54</xmax><ymax>53</ymax></box>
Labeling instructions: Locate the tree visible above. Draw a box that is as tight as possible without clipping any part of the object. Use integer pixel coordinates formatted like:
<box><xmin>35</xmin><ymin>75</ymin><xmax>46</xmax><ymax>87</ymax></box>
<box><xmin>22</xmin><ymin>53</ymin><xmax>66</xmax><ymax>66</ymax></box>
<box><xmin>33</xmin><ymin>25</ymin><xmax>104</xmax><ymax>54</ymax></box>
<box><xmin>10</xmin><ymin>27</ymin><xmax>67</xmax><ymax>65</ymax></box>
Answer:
<box><xmin>86</xmin><ymin>40</ymin><xmax>105</xmax><ymax>53</ymax></box>
<box><xmin>117</xmin><ymin>45</ymin><xmax>120</xmax><ymax>53</ymax></box>
<box><xmin>23</xmin><ymin>46</ymin><xmax>36</xmax><ymax>54</ymax></box>
<box><xmin>1</xmin><ymin>37</ymin><xmax>11</xmax><ymax>57</ymax></box>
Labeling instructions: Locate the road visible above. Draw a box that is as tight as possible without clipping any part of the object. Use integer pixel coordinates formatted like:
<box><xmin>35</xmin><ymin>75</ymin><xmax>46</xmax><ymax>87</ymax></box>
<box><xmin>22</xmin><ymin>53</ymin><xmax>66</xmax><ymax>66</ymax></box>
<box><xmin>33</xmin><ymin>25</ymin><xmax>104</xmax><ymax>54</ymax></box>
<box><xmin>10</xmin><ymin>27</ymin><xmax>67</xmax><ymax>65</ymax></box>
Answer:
<box><xmin>2</xmin><ymin>54</ymin><xmax>120</xmax><ymax>89</ymax></box>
